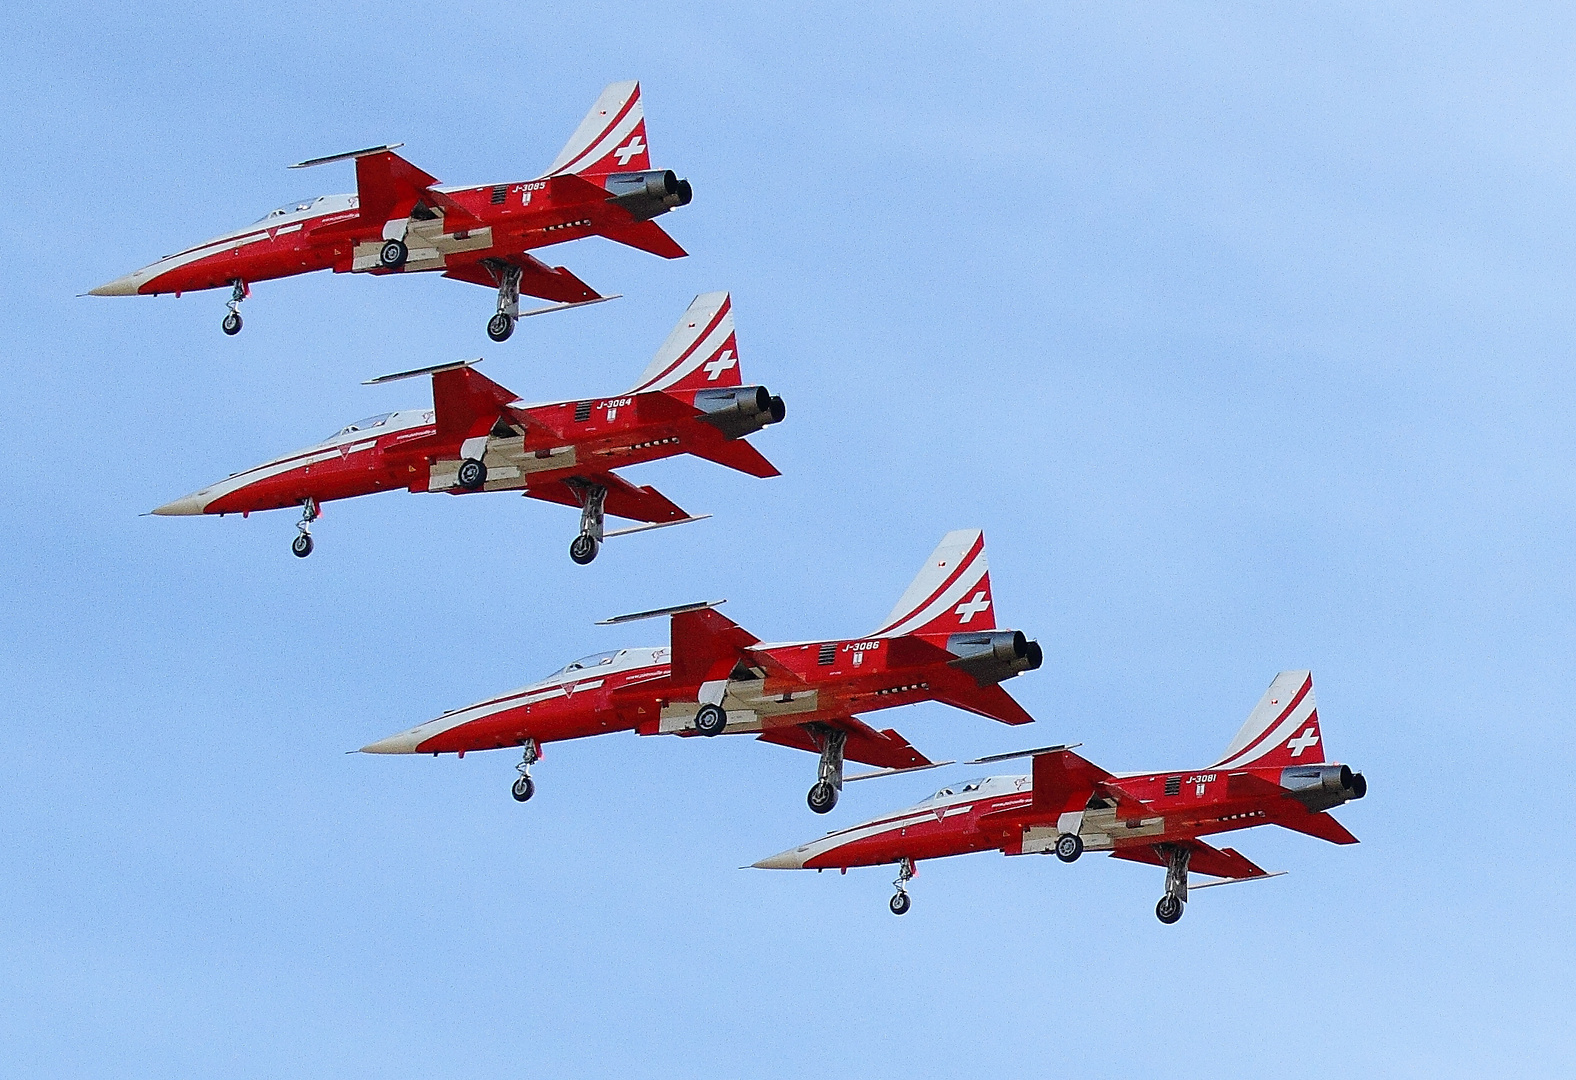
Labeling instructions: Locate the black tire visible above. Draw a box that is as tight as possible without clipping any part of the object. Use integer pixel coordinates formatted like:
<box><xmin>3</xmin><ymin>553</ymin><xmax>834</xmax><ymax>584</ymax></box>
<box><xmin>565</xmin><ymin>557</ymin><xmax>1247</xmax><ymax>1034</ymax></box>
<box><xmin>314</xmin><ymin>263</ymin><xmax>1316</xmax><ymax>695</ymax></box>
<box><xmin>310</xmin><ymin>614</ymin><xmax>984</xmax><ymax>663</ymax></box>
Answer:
<box><xmin>221</xmin><ymin>311</ymin><xmax>242</xmax><ymax>336</ymax></box>
<box><xmin>456</xmin><ymin>458</ymin><xmax>487</xmax><ymax>490</ymax></box>
<box><xmin>487</xmin><ymin>312</ymin><xmax>515</xmax><ymax>342</ymax></box>
<box><xmin>378</xmin><ymin>239</ymin><xmax>408</xmax><ymax>269</ymax></box>
<box><xmin>569</xmin><ymin>534</ymin><xmax>599</xmax><ymax>565</ymax></box>
<box><xmin>889</xmin><ymin>892</ymin><xmax>911</xmax><ymax>916</ymax></box>
<box><xmin>694</xmin><ymin>702</ymin><xmax>727</xmax><ymax>737</ymax></box>
<box><xmin>807</xmin><ymin>779</ymin><xmax>839</xmax><ymax>814</ymax></box>
<box><xmin>511</xmin><ymin>775</ymin><xmax>536</xmax><ymax>803</ymax></box>
<box><xmin>291</xmin><ymin>533</ymin><xmax>313</xmax><ymax>558</ymax></box>
<box><xmin>1055</xmin><ymin>833</ymin><xmax>1084</xmax><ymax>863</ymax></box>
<box><xmin>1156</xmin><ymin>896</ymin><xmax>1184</xmax><ymax>924</ymax></box>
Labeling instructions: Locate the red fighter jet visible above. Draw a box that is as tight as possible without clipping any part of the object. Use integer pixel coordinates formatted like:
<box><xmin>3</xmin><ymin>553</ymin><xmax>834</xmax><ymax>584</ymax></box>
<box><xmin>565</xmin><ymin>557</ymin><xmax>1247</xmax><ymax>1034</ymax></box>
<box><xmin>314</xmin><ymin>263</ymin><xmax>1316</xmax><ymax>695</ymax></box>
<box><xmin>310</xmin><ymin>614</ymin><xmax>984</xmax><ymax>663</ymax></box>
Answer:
<box><xmin>754</xmin><ymin>670</ymin><xmax>1367</xmax><ymax>922</ymax></box>
<box><xmin>359</xmin><ymin>529</ymin><xmax>1044</xmax><ymax>813</ymax></box>
<box><xmin>89</xmin><ymin>80</ymin><xmax>690</xmax><ymax>342</ymax></box>
<box><xmin>152</xmin><ymin>292</ymin><xmax>782</xmax><ymax>563</ymax></box>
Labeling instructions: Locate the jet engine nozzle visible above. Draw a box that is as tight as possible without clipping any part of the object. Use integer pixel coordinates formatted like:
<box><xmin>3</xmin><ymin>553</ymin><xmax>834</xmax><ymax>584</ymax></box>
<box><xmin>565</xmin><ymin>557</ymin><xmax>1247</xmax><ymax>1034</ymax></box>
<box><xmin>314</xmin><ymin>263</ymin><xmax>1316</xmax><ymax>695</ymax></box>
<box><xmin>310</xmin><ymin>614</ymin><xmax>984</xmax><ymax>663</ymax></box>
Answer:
<box><xmin>694</xmin><ymin>385</ymin><xmax>785</xmax><ymax>440</ymax></box>
<box><xmin>605</xmin><ymin>170</ymin><xmax>693</xmax><ymax>220</ymax></box>
<box><xmin>1280</xmin><ymin>763</ymin><xmax>1367</xmax><ymax>812</ymax></box>
<box><xmin>946</xmin><ymin>629</ymin><xmax>1043</xmax><ymax>686</ymax></box>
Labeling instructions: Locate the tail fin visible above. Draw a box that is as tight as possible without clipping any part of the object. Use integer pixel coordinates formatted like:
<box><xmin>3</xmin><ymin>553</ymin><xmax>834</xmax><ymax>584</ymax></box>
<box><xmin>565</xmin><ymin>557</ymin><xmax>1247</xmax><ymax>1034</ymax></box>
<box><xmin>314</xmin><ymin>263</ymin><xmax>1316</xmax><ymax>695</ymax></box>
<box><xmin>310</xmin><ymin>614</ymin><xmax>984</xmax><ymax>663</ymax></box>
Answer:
<box><xmin>1213</xmin><ymin>671</ymin><xmax>1324</xmax><ymax>769</ymax></box>
<box><xmin>871</xmin><ymin>530</ymin><xmax>994</xmax><ymax>638</ymax></box>
<box><xmin>545</xmin><ymin>80</ymin><xmax>650</xmax><ymax>178</ymax></box>
<box><xmin>628</xmin><ymin>292</ymin><xmax>741</xmax><ymax>392</ymax></box>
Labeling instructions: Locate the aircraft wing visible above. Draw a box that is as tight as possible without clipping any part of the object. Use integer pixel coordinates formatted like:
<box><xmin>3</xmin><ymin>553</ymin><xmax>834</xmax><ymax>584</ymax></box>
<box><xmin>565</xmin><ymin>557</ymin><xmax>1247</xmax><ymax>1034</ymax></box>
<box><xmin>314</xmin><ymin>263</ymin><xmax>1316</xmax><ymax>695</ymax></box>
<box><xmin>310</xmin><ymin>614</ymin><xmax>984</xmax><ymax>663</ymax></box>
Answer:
<box><xmin>297</xmin><ymin>145</ymin><xmax>484</xmax><ymax>238</ymax></box>
<box><xmin>523</xmin><ymin>472</ymin><xmax>689</xmax><ymax>524</ymax></box>
<box><xmin>442</xmin><ymin>252</ymin><xmax>604</xmax><ymax>305</ymax></box>
<box><xmin>1110</xmin><ymin>839</ymin><xmax>1270</xmax><ymax>881</ymax></box>
<box><xmin>1031</xmin><ymin>747</ymin><xmax>1115</xmax><ymax>812</ymax></box>
<box><xmin>756</xmin><ymin>717</ymin><xmax>932</xmax><ymax>771</ymax></box>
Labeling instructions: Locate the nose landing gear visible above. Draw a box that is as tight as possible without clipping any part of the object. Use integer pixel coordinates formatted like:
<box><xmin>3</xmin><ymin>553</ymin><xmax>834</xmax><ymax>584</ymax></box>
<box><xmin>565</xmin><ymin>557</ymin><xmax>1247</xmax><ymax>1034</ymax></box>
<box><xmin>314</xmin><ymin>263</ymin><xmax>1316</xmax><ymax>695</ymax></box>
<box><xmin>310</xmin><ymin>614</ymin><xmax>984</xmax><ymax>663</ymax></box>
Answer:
<box><xmin>221</xmin><ymin>279</ymin><xmax>247</xmax><ymax>335</ymax></box>
<box><xmin>889</xmin><ymin>857</ymin><xmax>915</xmax><ymax>915</ymax></box>
<box><xmin>292</xmin><ymin>498</ymin><xmax>318</xmax><ymax>557</ymax></box>
<box><xmin>511</xmin><ymin>739</ymin><xmax>540</xmax><ymax>802</ymax></box>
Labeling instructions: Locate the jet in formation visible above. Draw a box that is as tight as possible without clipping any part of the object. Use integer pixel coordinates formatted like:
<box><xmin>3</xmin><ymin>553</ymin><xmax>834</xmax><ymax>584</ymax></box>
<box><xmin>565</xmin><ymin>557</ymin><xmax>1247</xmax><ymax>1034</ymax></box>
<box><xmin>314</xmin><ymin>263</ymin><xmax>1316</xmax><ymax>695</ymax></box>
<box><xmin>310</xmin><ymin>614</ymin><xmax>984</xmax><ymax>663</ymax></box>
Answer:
<box><xmin>360</xmin><ymin>529</ymin><xmax>1043</xmax><ymax>812</ymax></box>
<box><xmin>754</xmin><ymin>670</ymin><xmax>1367</xmax><ymax>922</ymax></box>
<box><xmin>152</xmin><ymin>292</ymin><xmax>781</xmax><ymax>563</ymax></box>
<box><xmin>90</xmin><ymin>81</ymin><xmax>690</xmax><ymax>341</ymax></box>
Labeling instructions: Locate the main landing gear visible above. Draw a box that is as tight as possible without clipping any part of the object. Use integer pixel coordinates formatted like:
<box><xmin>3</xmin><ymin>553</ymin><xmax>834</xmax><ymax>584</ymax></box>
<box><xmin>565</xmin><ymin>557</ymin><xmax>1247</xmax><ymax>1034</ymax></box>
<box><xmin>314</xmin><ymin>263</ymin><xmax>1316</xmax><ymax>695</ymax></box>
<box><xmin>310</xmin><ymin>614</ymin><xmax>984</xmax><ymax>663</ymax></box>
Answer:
<box><xmin>456</xmin><ymin>458</ymin><xmax>488</xmax><ymax>490</ymax></box>
<box><xmin>889</xmin><ymin>857</ymin><xmax>915</xmax><ymax>915</ymax></box>
<box><xmin>694</xmin><ymin>703</ymin><xmax>727</xmax><ymax>737</ymax></box>
<box><xmin>486</xmin><ymin>259</ymin><xmax>522</xmax><ymax>343</ymax></box>
<box><xmin>378</xmin><ymin>239</ymin><xmax>409</xmax><ymax>270</ymax></box>
<box><xmin>1155</xmin><ymin>843</ymin><xmax>1191</xmax><ymax>925</ymax></box>
<box><xmin>806</xmin><ymin>724</ymin><xmax>847</xmax><ymax>814</ymax></box>
<box><xmin>221</xmin><ymin>279</ymin><xmax>247</xmax><ymax>335</ymax></box>
<box><xmin>291</xmin><ymin>498</ymin><xmax>318</xmax><ymax>558</ymax></box>
<box><xmin>567</xmin><ymin>479</ymin><xmax>607</xmax><ymax>565</ymax></box>
<box><xmin>511</xmin><ymin>739</ymin><xmax>540</xmax><ymax>802</ymax></box>
<box><xmin>1055</xmin><ymin>832</ymin><xmax>1084</xmax><ymax>863</ymax></box>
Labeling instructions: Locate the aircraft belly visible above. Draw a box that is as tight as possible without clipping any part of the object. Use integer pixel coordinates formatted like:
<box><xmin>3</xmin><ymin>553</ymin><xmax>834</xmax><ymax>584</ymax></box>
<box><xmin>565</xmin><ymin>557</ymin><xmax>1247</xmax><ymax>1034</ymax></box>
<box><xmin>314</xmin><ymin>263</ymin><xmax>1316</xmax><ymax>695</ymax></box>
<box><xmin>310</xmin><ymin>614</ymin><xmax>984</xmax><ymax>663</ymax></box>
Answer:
<box><xmin>351</xmin><ymin>225</ymin><xmax>494</xmax><ymax>272</ymax></box>
<box><xmin>427</xmin><ymin>441</ymin><xmax>576</xmax><ymax>492</ymax></box>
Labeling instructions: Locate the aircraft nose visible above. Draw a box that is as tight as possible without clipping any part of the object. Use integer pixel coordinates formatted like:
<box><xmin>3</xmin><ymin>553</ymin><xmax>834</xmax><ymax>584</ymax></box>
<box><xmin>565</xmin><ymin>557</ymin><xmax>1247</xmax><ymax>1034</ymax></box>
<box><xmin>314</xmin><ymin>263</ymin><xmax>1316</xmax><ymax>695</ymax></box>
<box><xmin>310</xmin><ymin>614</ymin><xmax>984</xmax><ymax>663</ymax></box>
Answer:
<box><xmin>358</xmin><ymin>730</ymin><xmax>425</xmax><ymax>754</ymax></box>
<box><xmin>751</xmin><ymin>848</ymin><xmax>809</xmax><ymax>870</ymax></box>
<box><xmin>151</xmin><ymin>493</ymin><xmax>209</xmax><ymax>516</ymax></box>
<box><xmin>88</xmin><ymin>270</ymin><xmax>149</xmax><ymax>296</ymax></box>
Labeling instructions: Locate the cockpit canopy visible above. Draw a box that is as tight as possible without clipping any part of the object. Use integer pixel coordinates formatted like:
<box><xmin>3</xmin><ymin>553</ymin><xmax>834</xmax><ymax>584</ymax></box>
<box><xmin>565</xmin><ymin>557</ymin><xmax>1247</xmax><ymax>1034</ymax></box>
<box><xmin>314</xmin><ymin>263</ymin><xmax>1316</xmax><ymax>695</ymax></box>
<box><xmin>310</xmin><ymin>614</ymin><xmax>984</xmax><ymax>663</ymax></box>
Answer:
<box><xmin>324</xmin><ymin>413</ymin><xmax>395</xmax><ymax>442</ymax></box>
<box><xmin>254</xmin><ymin>197</ymin><xmax>320</xmax><ymax>223</ymax></box>
<box><xmin>549</xmin><ymin>650</ymin><xmax>623</xmax><ymax>679</ymax></box>
<box><xmin>927</xmin><ymin>777</ymin><xmax>991</xmax><ymax>801</ymax></box>
<box><xmin>252</xmin><ymin>193</ymin><xmax>357</xmax><ymax>224</ymax></box>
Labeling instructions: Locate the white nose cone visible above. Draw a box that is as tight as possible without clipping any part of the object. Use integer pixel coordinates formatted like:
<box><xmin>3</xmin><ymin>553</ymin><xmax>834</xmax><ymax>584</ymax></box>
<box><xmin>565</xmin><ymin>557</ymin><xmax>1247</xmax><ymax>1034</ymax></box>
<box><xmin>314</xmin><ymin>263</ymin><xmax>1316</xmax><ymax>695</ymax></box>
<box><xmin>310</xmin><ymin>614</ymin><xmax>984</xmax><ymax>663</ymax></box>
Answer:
<box><xmin>88</xmin><ymin>269</ymin><xmax>150</xmax><ymax>296</ymax></box>
<box><xmin>359</xmin><ymin>729</ymin><xmax>426</xmax><ymax>754</ymax></box>
<box><xmin>751</xmin><ymin>847</ymin><xmax>810</xmax><ymax>870</ymax></box>
<box><xmin>151</xmin><ymin>492</ymin><xmax>210</xmax><ymax>516</ymax></box>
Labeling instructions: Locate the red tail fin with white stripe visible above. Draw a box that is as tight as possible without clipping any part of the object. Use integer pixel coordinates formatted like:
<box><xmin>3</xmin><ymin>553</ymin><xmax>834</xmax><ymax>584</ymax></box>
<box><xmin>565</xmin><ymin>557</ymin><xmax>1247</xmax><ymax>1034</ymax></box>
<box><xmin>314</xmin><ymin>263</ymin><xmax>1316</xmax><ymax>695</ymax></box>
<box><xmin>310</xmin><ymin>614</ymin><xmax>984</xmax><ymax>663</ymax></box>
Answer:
<box><xmin>629</xmin><ymin>292</ymin><xmax>742</xmax><ymax>393</ymax></box>
<box><xmin>546</xmin><ymin>80</ymin><xmax>651</xmax><ymax>178</ymax></box>
<box><xmin>1213</xmin><ymin>670</ymin><xmax>1325</xmax><ymax>769</ymax></box>
<box><xmin>872</xmin><ymin>530</ymin><xmax>994</xmax><ymax>638</ymax></box>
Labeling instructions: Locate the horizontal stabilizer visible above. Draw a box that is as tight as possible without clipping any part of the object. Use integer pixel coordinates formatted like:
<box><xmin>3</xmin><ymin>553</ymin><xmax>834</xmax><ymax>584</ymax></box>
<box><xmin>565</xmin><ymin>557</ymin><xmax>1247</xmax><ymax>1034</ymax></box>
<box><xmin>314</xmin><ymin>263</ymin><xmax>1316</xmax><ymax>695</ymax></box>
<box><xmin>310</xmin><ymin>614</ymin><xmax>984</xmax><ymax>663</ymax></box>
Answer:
<box><xmin>601</xmin><ymin>220</ymin><xmax>687</xmax><ymax>259</ymax></box>
<box><xmin>597</xmin><ymin>600</ymin><xmax>725</xmax><ymax>626</ymax></box>
<box><xmin>929</xmin><ymin>679</ymin><xmax>1035</xmax><ymax>726</ymax></box>
<box><xmin>1275</xmin><ymin>809</ymin><xmax>1360</xmax><ymax>845</ymax></box>
<box><xmin>685</xmin><ymin>429</ymin><xmax>780</xmax><ymax>478</ymax></box>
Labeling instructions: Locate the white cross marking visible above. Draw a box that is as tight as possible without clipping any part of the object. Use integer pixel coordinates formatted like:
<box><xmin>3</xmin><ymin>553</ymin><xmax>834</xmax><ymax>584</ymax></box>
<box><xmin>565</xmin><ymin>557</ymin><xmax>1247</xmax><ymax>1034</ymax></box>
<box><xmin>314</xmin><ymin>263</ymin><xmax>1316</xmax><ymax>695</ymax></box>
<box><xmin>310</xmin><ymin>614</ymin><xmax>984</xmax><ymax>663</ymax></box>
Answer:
<box><xmin>614</xmin><ymin>135</ymin><xmax>645</xmax><ymax>165</ymax></box>
<box><xmin>1286</xmin><ymin>726</ymin><xmax>1320</xmax><ymax>757</ymax></box>
<box><xmin>954</xmin><ymin>591</ymin><xmax>991</xmax><ymax>623</ymax></box>
<box><xmin>703</xmin><ymin>349</ymin><xmax>737</xmax><ymax>381</ymax></box>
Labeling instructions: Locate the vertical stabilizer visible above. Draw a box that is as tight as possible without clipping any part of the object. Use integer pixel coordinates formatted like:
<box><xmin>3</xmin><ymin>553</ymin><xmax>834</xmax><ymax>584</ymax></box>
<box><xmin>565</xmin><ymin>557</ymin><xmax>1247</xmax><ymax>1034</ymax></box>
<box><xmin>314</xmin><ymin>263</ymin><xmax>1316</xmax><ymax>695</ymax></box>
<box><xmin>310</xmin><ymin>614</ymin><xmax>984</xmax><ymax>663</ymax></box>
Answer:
<box><xmin>1214</xmin><ymin>671</ymin><xmax>1324</xmax><ymax>769</ymax></box>
<box><xmin>546</xmin><ymin>81</ymin><xmax>651</xmax><ymax>178</ymax></box>
<box><xmin>872</xmin><ymin>530</ymin><xmax>994</xmax><ymax>638</ymax></box>
<box><xmin>629</xmin><ymin>292</ymin><xmax>741</xmax><ymax>392</ymax></box>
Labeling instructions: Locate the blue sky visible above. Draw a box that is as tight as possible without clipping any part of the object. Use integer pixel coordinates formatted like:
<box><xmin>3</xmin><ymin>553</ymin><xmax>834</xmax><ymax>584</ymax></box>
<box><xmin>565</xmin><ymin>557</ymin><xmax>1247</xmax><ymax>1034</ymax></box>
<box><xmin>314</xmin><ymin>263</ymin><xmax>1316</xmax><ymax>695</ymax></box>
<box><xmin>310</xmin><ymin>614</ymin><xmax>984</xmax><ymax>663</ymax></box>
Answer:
<box><xmin>2</xmin><ymin>2</ymin><xmax>1572</xmax><ymax>1076</ymax></box>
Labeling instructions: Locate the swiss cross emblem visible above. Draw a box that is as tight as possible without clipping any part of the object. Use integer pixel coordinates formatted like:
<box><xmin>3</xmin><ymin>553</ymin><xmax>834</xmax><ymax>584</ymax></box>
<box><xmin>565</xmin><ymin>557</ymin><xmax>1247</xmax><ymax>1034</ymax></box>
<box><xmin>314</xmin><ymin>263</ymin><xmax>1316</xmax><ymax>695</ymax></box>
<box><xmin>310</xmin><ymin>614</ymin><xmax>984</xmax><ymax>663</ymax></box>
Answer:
<box><xmin>1286</xmin><ymin>726</ymin><xmax>1320</xmax><ymax>757</ymax></box>
<box><xmin>704</xmin><ymin>349</ymin><xmax>737</xmax><ymax>381</ymax></box>
<box><xmin>954</xmin><ymin>591</ymin><xmax>991</xmax><ymax>623</ymax></box>
<box><xmin>614</xmin><ymin>134</ymin><xmax>645</xmax><ymax>165</ymax></box>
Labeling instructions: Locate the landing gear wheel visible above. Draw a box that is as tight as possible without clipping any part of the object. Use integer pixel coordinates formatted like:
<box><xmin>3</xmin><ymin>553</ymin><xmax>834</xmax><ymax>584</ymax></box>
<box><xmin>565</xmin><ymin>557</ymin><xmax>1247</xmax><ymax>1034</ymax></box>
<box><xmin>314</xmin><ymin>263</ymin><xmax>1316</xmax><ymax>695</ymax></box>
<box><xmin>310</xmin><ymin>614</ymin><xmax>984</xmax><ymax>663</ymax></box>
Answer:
<box><xmin>569</xmin><ymin>534</ymin><xmax>599</xmax><ymax>565</ymax></box>
<box><xmin>1156</xmin><ymin>896</ymin><xmax>1184</xmax><ymax>924</ymax></box>
<box><xmin>456</xmin><ymin>458</ymin><xmax>487</xmax><ymax>490</ymax></box>
<box><xmin>807</xmin><ymin>779</ymin><xmax>839</xmax><ymax>814</ymax></box>
<box><xmin>889</xmin><ymin>892</ymin><xmax>911</xmax><ymax>916</ymax></box>
<box><xmin>291</xmin><ymin>533</ymin><xmax>314</xmax><ymax>558</ymax></box>
<box><xmin>221</xmin><ymin>310</ymin><xmax>242</xmax><ymax>336</ymax></box>
<box><xmin>487</xmin><ymin>312</ymin><xmax>515</xmax><ymax>342</ymax></box>
<box><xmin>378</xmin><ymin>239</ymin><xmax>408</xmax><ymax>269</ymax></box>
<box><xmin>694</xmin><ymin>703</ymin><xmax>727</xmax><ymax>737</ymax></box>
<box><xmin>511</xmin><ymin>775</ymin><xmax>536</xmax><ymax>803</ymax></box>
<box><xmin>1054</xmin><ymin>833</ymin><xmax>1084</xmax><ymax>863</ymax></box>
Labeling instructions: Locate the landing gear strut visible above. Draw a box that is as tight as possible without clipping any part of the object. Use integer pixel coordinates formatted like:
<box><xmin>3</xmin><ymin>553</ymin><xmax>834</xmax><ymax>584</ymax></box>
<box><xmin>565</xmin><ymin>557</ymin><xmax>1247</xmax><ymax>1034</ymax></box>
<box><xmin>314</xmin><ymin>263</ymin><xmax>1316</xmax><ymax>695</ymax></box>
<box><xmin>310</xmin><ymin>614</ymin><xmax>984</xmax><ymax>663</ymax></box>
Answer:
<box><xmin>806</xmin><ymin>724</ymin><xmax>846</xmax><ymax>814</ymax></box>
<box><xmin>889</xmin><ymin>857</ymin><xmax>915</xmax><ymax>915</ymax></box>
<box><xmin>292</xmin><ymin>498</ymin><xmax>318</xmax><ymax>558</ymax></box>
<box><xmin>1155</xmin><ymin>843</ymin><xmax>1191</xmax><ymax>924</ymax></box>
<box><xmin>567</xmin><ymin>479</ymin><xmax>606</xmax><ymax>565</ymax></box>
<box><xmin>222</xmin><ymin>279</ymin><xmax>247</xmax><ymax>335</ymax></box>
<box><xmin>511</xmin><ymin>739</ymin><xmax>540</xmax><ymax>802</ymax></box>
<box><xmin>486</xmin><ymin>259</ymin><xmax>522</xmax><ymax>343</ymax></box>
